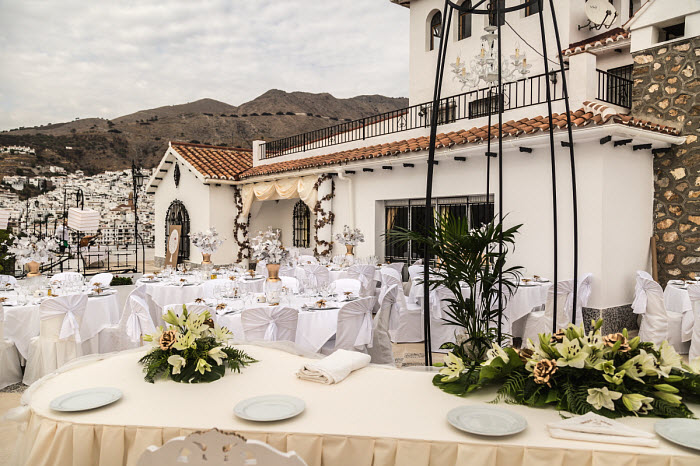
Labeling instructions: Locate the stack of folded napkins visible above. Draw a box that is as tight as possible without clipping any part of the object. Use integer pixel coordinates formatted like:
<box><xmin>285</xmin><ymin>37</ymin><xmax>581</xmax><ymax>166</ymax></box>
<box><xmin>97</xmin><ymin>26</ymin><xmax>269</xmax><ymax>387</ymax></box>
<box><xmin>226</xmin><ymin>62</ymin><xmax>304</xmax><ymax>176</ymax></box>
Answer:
<box><xmin>296</xmin><ymin>350</ymin><xmax>371</xmax><ymax>384</ymax></box>
<box><xmin>547</xmin><ymin>412</ymin><xmax>658</xmax><ymax>447</ymax></box>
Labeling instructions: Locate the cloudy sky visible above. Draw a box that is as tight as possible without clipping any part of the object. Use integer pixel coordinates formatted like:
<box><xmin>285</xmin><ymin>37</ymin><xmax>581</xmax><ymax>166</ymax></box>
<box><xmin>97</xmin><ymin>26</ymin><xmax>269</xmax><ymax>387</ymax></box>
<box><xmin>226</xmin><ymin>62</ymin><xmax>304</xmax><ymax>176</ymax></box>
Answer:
<box><xmin>0</xmin><ymin>0</ymin><xmax>409</xmax><ymax>130</ymax></box>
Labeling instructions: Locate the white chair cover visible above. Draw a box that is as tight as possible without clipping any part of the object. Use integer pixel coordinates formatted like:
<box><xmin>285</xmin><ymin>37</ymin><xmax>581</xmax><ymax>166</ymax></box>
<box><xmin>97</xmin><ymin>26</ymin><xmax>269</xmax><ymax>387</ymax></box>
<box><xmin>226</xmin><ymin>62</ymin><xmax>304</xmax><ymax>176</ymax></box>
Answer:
<box><xmin>522</xmin><ymin>281</ymin><xmax>574</xmax><ymax>344</ymax></box>
<box><xmin>279</xmin><ymin>266</ymin><xmax>297</xmax><ymax>278</ymax></box>
<box><xmin>633</xmin><ymin>276</ymin><xmax>668</xmax><ymax>346</ymax></box>
<box><xmin>125</xmin><ymin>286</ymin><xmax>156</xmax><ymax>343</ymax></box>
<box><xmin>688</xmin><ymin>284</ymin><xmax>700</xmax><ymax>361</ymax></box>
<box><xmin>280</xmin><ymin>276</ymin><xmax>300</xmax><ymax>294</ymax></box>
<box><xmin>335</xmin><ymin>297</ymin><xmax>374</xmax><ymax>351</ymax></box>
<box><xmin>347</xmin><ymin>264</ymin><xmax>376</xmax><ymax>297</ymax></box>
<box><xmin>89</xmin><ymin>273</ymin><xmax>113</xmax><ymax>288</ymax></box>
<box><xmin>0</xmin><ymin>307</ymin><xmax>22</xmax><ymax>389</ymax></box>
<box><xmin>303</xmin><ymin>265</ymin><xmax>330</xmax><ymax>288</ymax></box>
<box><xmin>40</xmin><ymin>294</ymin><xmax>89</xmax><ymax>343</ymax></box>
<box><xmin>427</xmin><ymin>286</ymin><xmax>457</xmax><ymax>353</ymax></box>
<box><xmin>637</xmin><ymin>270</ymin><xmax>653</xmax><ymax>280</ymax></box>
<box><xmin>382</xmin><ymin>270</ymin><xmax>422</xmax><ymax>343</ymax></box>
<box><xmin>575</xmin><ymin>273</ymin><xmax>593</xmax><ymax>325</ymax></box>
<box><xmin>241</xmin><ymin>307</ymin><xmax>299</xmax><ymax>342</ymax></box>
<box><xmin>368</xmin><ymin>285</ymin><xmax>397</xmax><ymax>364</ymax></box>
<box><xmin>298</xmin><ymin>255</ymin><xmax>318</xmax><ymax>265</ymax></box>
<box><xmin>333</xmin><ymin>278</ymin><xmax>362</xmax><ymax>296</ymax></box>
<box><xmin>383</xmin><ymin>263</ymin><xmax>404</xmax><ymax>277</ymax></box>
<box><xmin>50</xmin><ymin>272</ymin><xmax>83</xmax><ymax>283</ymax></box>
<box><xmin>407</xmin><ymin>265</ymin><xmax>424</xmax><ymax>281</ymax></box>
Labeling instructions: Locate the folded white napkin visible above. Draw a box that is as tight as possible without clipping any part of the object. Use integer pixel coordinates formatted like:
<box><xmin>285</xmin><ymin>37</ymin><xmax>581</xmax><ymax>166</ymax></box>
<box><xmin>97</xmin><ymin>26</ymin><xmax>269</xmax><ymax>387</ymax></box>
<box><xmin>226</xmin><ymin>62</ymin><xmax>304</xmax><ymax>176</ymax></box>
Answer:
<box><xmin>296</xmin><ymin>350</ymin><xmax>371</xmax><ymax>384</ymax></box>
<box><xmin>547</xmin><ymin>412</ymin><xmax>658</xmax><ymax>448</ymax></box>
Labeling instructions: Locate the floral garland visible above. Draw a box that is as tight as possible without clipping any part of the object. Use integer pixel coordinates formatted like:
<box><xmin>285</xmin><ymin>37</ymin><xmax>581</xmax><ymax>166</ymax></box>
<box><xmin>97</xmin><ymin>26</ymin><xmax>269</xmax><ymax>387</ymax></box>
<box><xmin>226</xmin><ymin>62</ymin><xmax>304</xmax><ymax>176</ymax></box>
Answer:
<box><xmin>232</xmin><ymin>186</ymin><xmax>250</xmax><ymax>263</ymax></box>
<box><xmin>313</xmin><ymin>173</ymin><xmax>335</xmax><ymax>257</ymax></box>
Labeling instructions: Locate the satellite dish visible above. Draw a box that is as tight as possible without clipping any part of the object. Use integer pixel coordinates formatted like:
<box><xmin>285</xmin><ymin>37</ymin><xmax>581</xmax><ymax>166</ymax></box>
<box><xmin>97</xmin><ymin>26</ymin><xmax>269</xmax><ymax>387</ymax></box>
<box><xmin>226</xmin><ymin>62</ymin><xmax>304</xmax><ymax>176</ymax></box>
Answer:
<box><xmin>585</xmin><ymin>0</ymin><xmax>617</xmax><ymax>27</ymax></box>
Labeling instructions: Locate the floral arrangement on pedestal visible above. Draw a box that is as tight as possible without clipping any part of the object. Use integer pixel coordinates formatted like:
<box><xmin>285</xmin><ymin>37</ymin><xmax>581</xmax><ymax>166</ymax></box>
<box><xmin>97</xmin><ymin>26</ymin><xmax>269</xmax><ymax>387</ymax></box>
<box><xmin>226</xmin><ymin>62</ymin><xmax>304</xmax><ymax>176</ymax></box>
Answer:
<box><xmin>334</xmin><ymin>225</ymin><xmax>365</xmax><ymax>247</ymax></box>
<box><xmin>139</xmin><ymin>306</ymin><xmax>255</xmax><ymax>383</ymax></box>
<box><xmin>250</xmin><ymin>227</ymin><xmax>288</xmax><ymax>264</ymax></box>
<box><xmin>191</xmin><ymin>227</ymin><xmax>224</xmax><ymax>255</ymax></box>
<box><xmin>436</xmin><ymin>319</ymin><xmax>700</xmax><ymax>418</ymax></box>
<box><xmin>5</xmin><ymin>235</ymin><xmax>59</xmax><ymax>266</ymax></box>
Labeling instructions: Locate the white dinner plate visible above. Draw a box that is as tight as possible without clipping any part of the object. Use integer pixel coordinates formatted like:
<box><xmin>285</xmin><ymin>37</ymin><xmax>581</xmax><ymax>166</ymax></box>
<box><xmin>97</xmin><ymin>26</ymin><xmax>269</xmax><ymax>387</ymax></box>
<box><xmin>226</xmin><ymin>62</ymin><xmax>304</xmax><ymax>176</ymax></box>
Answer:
<box><xmin>50</xmin><ymin>387</ymin><xmax>123</xmax><ymax>412</ymax></box>
<box><xmin>234</xmin><ymin>395</ymin><xmax>305</xmax><ymax>422</ymax></box>
<box><xmin>655</xmin><ymin>418</ymin><xmax>700</xmax><ymax>451</ymax></box>
<box><xmin>447</xmin><ymin>405</ymin><xmax>527</xmax><ymax>437</ymax></box>
<box><xmin>520</xmin><ymin>283</ymin><xmax>537</xmax><ymax>287</ymax></box>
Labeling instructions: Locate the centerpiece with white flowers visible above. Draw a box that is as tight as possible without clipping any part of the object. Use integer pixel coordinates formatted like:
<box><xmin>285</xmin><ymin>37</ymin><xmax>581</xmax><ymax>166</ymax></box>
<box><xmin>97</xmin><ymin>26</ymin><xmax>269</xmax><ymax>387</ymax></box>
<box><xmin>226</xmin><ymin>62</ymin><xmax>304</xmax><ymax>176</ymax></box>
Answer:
<box><xmin>139</xmin><ymin>306</ymin><xmax>255</xmax><ymax>383</ymax></box>
<box><xmin>191</xmin><ymin>227</ymin><xmax>224</xmax><ymax>265</ymax></box>
<box><xmin>334</xmin><ymin>225</ymin><xmax>364</xmax><ymax>257</ymax></box>
<box><xmin>250</xmin><ymin>228</ymin><xmax>288</xmax><ymax>304</ymax></box>
<box><xmin>5</xmin><ymin>235</ymin><xmax>59</xmax><ymax>277</ymax></box>
<box><xmin>436</xmin><ymin>319</ymin><xmax>700</xmax><ymax>418</ymax></box>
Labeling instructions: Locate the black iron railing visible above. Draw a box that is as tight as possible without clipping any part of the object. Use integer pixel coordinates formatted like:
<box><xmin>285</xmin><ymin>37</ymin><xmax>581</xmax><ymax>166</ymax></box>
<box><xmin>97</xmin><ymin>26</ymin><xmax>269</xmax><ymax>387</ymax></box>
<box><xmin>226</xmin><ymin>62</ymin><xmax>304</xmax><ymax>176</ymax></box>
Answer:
<box><xmin>261</xmin><ymin>68</ymin><xmax>567</xmax><ymax>159</ymax></box>
<box><xmin>597</xmin><ymin>68</ymin><xmax>632</xmax><ymax>108</ymax></box>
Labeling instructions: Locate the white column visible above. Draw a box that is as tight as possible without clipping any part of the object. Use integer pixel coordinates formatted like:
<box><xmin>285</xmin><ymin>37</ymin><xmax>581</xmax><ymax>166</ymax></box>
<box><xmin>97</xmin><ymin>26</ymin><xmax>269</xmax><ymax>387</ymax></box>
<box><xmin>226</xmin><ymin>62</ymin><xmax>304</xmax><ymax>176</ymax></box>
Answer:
<box><xmin>252</xmin><ymin>140</ymin><xmax>265</xmax><ymax>167</ymax></box>
<box><xmin>315</xmin><ymin>175</ymin><xmax>334</xmax><ymax>257</ymax></box>
<box><xmin>568</xmin><ymin>52</ymin><xmax>598</xmax><ymax>109</ymax></box>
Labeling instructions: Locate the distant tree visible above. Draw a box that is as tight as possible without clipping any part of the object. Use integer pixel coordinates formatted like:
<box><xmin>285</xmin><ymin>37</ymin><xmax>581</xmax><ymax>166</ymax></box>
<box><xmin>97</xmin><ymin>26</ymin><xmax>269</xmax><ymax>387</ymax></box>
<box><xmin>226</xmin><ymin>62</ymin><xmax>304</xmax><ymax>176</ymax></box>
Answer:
<box><xmin>276</xmin><ymin>111</ymin><xmax>285</xmax><ymax>115</ymax></box>
<box><xmin>250</xmin><ymin>113</ymin><xmax>259</xmax><ymax>116</ymax></box>
<box><xmin>286</xmin><ymin>112</ymin><xmax>295</xmax><ymax>115</ymax></box>
<box><xmin>15</xmin><ymin>168</ymin><xmax>24</xmax><ymax>175</ymax></box>
<box><xmin>306</xmin><ymin>112</ymin><xmax>313</xmax><ymax>116</ymax></box>
<box><xmin>231</xmin><ymin>114</ymin><xmax>238</xmax><ymax>117</ymax></box>
<box><xmin>189</xmin><ymin>140</ymin><xmax>201</xmax><ymax>144</ymax></box>
<box><xmin>241</xmin><ymin>114</ymin><xmax>248</xmax><ymax>117</ymax></box>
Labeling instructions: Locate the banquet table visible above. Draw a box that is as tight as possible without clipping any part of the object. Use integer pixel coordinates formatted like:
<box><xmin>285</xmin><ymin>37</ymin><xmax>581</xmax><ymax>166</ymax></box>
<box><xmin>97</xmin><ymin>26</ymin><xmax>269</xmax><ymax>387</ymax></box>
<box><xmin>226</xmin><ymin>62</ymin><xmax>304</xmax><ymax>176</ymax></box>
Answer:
<box><xmin>3</xmin><ymin>291</ymin><xmax>120</xmax><ymax>360</ymax></box>
<box><xmin>11</xmin><ymin>344</ymin><xmax>700</xmax><ymax>466</ymax></box>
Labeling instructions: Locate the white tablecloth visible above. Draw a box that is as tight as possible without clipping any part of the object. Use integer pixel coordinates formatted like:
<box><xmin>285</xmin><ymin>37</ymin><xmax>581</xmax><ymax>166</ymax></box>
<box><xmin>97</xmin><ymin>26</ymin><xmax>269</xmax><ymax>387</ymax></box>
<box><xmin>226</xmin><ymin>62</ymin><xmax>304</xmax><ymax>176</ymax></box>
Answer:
<box><xmin>3</xmin><ymin>292</ymin><xmax>120</xmax><ymax>359</ymax></box>
<box><xmin>664</xmin><ymin>284</ymin><xmax>693</xmax><ymax>315</ymax></box>
<box><xmin>12</xmin><ymin>345</ymin><xmax>700</xmax><ymax>466</ymax></box>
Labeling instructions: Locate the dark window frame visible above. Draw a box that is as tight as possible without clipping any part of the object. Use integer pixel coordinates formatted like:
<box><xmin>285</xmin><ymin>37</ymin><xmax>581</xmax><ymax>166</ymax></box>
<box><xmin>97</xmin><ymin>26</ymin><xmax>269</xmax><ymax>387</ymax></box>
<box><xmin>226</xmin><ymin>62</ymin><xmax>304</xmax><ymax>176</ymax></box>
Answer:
<box><xmin>292</xmin><ymin>200</ymin><xmax>311</xmax><ymax>248</ymax></box>
<box><xmin>524</xmin><ymin>0</ymin><xmax>541</xmax><ymax>17</ymax></box>
<box><xmin>430</xmin><ymin>11</ymin><xmax>442</xmax><ymax>51</ymax></box>
<box><xmin>164</xmin><ymin>199</ymin><xmax>190</xmax><ymax>262</ymax></box>
<box><xmin>458</xmin><ymin>1</ymin><xmax>472</xmax><ymax>40</ymax></box>
<box><xmin>488</xmin><ymin>0</ymin><xmax>506</xmax><ymax>27</ymax></box>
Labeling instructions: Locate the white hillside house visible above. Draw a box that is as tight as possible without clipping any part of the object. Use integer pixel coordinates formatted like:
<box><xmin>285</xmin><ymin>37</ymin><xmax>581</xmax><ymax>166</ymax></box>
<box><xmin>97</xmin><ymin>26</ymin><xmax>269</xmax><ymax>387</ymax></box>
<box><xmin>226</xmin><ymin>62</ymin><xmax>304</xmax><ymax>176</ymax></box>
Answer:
<box><xmin>148</xmin><ymin>0</ymin><xmax>696</xmax><ymax>320</ymax></box>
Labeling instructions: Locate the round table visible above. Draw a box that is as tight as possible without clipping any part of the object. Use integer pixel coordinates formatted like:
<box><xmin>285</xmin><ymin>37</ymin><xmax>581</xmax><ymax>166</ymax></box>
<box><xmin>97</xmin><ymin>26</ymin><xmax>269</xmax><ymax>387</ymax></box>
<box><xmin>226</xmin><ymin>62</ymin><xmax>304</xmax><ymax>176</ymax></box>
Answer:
<box><xmin>12</xmin><ymin>345</ymin><xmax>700</xmax><ymax>466</ymax></box>
<box><xmin>3</xmin><ymin>291</ymin><xmax>120</xmax><ymax>360</ymax></box>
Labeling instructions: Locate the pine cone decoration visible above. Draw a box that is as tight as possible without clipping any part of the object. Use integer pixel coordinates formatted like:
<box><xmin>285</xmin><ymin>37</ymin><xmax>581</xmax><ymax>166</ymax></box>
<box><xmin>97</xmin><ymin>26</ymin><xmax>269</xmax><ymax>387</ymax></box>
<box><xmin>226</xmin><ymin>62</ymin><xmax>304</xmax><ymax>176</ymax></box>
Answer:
<box><xmin>533</xmin><ymin>359</ymin><xmax>558</xmax><ymax>387</ymax></box>
<box><xmin>603</xmin><ymin>333</ymin><xmax>630</xmax><ymax>352</ymax></box>
<box><xmin>517</xmin><ymin>348</ymin><xmax>534</xmax><ymax>364</ymax></box>
<box><xmin>159</xmin><ymin>330</ymin><xmax>177</xmax><ymax>350</ymax></box>
<box><xmin>550</xmin><ymin>329</ymin><xmax>566</xmax><ymax>344</ymax></box>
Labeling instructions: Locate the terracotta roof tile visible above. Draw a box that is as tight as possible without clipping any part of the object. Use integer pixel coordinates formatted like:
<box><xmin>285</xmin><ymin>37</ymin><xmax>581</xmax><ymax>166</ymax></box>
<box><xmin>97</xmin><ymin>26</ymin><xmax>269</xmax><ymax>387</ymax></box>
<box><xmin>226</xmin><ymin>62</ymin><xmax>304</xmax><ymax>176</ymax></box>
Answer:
<box><xmin>563</xmin><ymin>27</ymin><xmax>630</xmax><ymax>56</ymax></box>
<box><xmin>238</xmin><ymin>104</ymin><xmax>680</xmax><ymax>180</ymax></box>
<box><xmin>170</xmin><ymin>142</ymin><xmax>252</xmax><ymax>181</ymax></box>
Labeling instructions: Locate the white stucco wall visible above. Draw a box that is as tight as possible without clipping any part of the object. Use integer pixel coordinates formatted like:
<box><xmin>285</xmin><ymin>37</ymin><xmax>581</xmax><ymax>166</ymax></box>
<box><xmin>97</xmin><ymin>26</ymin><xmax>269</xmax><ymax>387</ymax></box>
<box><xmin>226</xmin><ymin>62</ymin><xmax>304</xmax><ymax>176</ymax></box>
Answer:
<box><xmin>206</xmin><ymin>183</ymin><xmax>238</xmax><ymax>265</ymax></box>
<box><xmin>629</xmin><ymin>0</ymin><xmax>700</xmax><ymax>52</ymax></box>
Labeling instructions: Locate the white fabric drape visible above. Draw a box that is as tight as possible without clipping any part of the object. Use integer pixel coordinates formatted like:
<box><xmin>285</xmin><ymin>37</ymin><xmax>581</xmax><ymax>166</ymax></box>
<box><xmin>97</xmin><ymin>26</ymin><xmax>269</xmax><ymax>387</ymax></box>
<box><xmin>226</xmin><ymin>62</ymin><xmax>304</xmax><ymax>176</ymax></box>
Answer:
<box><xmin>125</xmin><ymin>287</ymin><xmax>156</xmax><ymax>343</ymax></box>
<box><xmin>241</xmin><ymin>307</ymin><xmax>299</xmax><ymax>342</ymax></box>
<box><xmin>633</xmin><ymin>276</ymin><xmax>668</xmax><ymax>346</ymax></box>
<box><xmin>368</xmin><ymin>285</ymin><xmax>397</xmax><ymax>364</ymax></box>
<box><xmin>336</xmin><ymin>297</ymin><xmax>374</xmax><ymax>350</ymax></box>
<box><xmin>687</xmin><ymin>285</ymin><xmax>700</xmax><ymax>360</ymax></box>
<box><xmin>40</xmin><ymin>295</ymin><xmax>88</xmax><ymax>343</ymax></box>
<box><xmin>240</xmin><ymin>175</ymin><xmax>319</xmax><ymax>217</ymax></box>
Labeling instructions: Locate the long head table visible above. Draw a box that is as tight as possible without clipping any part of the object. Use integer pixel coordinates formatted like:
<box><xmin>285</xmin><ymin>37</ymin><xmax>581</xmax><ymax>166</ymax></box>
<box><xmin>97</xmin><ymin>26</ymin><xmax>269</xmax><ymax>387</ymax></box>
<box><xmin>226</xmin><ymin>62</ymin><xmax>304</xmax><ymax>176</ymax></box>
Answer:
<box><xmin>13</xmin><ymin>345</ymin><xmax>700</xmax><ymax>466</ymax></box>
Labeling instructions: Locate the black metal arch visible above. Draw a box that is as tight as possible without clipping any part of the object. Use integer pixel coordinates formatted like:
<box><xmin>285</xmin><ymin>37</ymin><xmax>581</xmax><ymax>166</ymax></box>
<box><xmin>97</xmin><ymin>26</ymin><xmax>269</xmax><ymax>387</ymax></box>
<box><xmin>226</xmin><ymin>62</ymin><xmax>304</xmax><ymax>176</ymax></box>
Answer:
<box><xmin>165</xmin><ymin>200</ymin><xmax>190</xmax><ymax>263</ymax></box>
<box><xmin>421</xmin><ymin>0</ymin><xmax>579</xmax><ymax>366</ymax></box>
<box><xmin>292</xmin><ymin>200</ymin><xmax>311</xmax><ymax>248</ymax></box>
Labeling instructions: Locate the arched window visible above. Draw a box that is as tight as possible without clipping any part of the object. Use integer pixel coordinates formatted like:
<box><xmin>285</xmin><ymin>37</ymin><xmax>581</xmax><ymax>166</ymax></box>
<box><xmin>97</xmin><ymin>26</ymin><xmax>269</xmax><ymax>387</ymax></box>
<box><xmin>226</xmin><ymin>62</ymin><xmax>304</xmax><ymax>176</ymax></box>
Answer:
<box><xmin>292</xmin><ymin>200</ymin><xmax>310</xmax><ymax>248</ymax></box>
<box><xmin>458</xmin><ymin>1</ymin><xmax>472</xmax><ymax>40</ymax></box>
<box><xmin>488</xmin><ymin>0</ymin><xmax>505</xmax><ymax>27</ymax></box>
<box><xmin>429</xmin><ymin>11</ymin><xmax>442</xmax><ymax>51</ymax></box>
<box><xmin>165</xmin><ymin>200</ymin><xmax>190</xmax><ymax>262</ymax></box>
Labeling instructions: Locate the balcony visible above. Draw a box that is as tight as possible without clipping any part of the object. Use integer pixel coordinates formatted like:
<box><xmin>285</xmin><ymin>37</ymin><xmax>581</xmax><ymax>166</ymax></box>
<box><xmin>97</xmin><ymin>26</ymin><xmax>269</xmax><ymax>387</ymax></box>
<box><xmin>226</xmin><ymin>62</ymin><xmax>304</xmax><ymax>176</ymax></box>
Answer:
<box><xmin>596</xmin><ymin>67</ymin><xmax>633</xmax><ymax>109</ymax></box>
<box><xmin>260</xmin><ymin>68</ymin><xmax>568</xmax><ymax>160</ymax></box>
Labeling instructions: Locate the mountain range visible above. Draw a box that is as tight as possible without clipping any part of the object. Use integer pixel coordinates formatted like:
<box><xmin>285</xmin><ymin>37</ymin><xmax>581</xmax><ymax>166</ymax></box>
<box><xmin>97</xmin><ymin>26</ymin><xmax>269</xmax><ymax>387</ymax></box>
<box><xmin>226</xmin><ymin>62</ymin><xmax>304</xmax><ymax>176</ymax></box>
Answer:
<box><xmin>0</xmin><ymin>90</ymin><xmax>408</xmax><ymax>176</ymax></box>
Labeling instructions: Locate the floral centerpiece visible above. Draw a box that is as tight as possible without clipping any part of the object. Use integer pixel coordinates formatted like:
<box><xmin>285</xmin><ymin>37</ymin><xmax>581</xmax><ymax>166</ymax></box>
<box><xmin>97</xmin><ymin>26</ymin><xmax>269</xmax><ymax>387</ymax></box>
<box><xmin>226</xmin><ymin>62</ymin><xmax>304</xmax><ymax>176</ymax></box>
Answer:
<box><xmin>191</xmin><ymin>227</ymin><xmax>224</xmax><ymax>265</ymax></box>
<box><xmin>5</xmin><ymin>235</ymin><xmax>59</xmax><ymax>277</ymax></box>
<box><xmin>334</xmin><ymin>225</ymin><xmax>364</xmax><ymax>256</ymax></box>
<box><xmin>436</xmin><ymin>319</ymin><xmax>700</xmax><ymax>418</ymax></box>
<box><xmin>250</xmin><ymin>228</ymin><xmax>287</xmax><ymax>303</ymax></box>
<box><xmin>139</xmin><ymin>306</ymin><xmax>255</xmax><ymax>383</ymax></box>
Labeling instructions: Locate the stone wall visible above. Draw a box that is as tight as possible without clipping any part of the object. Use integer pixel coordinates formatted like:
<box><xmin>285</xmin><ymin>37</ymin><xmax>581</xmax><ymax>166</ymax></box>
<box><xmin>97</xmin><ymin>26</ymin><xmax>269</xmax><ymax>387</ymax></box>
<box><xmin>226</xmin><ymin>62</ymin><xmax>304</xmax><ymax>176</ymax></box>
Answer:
<box><xmin>631</xmin><ymin>37</ymin><xmax>699</xmax><ymax>284</ymax></box>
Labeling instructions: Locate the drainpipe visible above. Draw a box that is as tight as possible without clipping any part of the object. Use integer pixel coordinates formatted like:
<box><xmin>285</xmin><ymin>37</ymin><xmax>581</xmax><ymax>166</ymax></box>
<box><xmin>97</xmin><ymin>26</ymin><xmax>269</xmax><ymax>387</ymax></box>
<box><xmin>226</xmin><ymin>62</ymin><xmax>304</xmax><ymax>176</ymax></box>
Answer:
<box><xmin>336</xmin><ymin>169</ymin><xmax>354</xmax><ymax>227</ymax></box>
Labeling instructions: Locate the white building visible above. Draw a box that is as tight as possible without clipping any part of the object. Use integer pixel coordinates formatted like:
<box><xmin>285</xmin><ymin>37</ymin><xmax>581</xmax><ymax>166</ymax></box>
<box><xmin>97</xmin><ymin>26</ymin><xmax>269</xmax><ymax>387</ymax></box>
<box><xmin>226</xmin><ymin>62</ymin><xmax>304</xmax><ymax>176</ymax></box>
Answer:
<box><xmin>148</xmin><ymin>0</ymin><xmax>695</xmax><ymax>322</ymax></box>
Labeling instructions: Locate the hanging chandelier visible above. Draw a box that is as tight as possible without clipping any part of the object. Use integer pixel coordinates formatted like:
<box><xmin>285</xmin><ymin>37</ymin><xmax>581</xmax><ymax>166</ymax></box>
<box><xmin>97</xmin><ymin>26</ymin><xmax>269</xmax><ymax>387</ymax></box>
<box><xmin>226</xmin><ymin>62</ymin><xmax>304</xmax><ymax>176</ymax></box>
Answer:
<box><xmin>451</xmin><ymin>25</ymin><xmax>531</xmax><ymax>90</ymax></box>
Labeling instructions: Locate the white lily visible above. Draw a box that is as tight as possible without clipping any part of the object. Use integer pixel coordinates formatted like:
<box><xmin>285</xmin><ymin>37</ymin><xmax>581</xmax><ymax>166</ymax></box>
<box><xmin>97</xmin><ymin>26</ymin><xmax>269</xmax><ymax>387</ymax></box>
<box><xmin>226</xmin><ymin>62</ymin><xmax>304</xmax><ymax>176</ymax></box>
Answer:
<box><xmin>622</xmin><ymin>393</ymin><xmax>654</xmax><ymax>414</ymax></box>
<box><xmin>213</xmin><ymin>324</ymin><xmax>233</xmax><ymax>342</ymax></box>
<box><xmin>167</xmin><ymin>355</ymin><xmax>186</xmax><ymax>374</ymax></box>
<box><xmin>484</xmin><ymin>342</ymin><xmax>509</xmax><ymax>366</ymax></box>
<box><xmin>657</xmin><ymin>341</ymin><xmax>683</xmax><ymax>376</ymax></box>
<box><xmin>586</xmin><ymin>387</ymin><xmax>622</xmax><ymax>411</ymax></box>
<box><xmin>439</xmin><ymin>353</ymin><xmax>465</xmax><ymax>382</ymax></box>
<box><xmin>555</xmin><ymin>337</ymin><xmax>589</xmax><ymax>369</ymax></box>
<box><xmin>173</xmin><ymin>332</ymin><xmax>196</xmax><ymax>351</ymax></box>
<box><xmin>208</xmin><ymin>346</ymin><xmax>228</xmax><ymax>366</ymax></box>
<box><xmin>619</xmin><ymin>349</ymin><xmax>657</xmax><ymax>382</ymax></box>
<box><xmin>686</xmin><ymin>356</ymin><xmax>700</xmax><ymax>374</ymax></box>
<box><xmin>196</xmin><ymin>358</ymin><xmax>212</xmax><ymax>374</ymax></box>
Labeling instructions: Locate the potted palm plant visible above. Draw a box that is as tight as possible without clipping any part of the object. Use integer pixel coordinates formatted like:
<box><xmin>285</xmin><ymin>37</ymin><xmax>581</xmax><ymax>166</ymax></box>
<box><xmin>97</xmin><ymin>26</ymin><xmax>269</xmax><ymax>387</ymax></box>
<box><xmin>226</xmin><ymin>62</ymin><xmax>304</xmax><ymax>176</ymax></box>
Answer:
<box><xmin>387</xmin><ymin>215</ymin><xmax>522</xmax><ymax>371</ymax></box>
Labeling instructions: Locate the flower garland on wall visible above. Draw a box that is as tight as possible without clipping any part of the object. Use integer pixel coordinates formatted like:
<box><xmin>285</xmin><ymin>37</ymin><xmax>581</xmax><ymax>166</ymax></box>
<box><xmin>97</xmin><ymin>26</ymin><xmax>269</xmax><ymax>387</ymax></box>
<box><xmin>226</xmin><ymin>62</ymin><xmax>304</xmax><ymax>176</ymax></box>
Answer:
<box><xmin>312</xmin><ymin>173</ymin><xmax>335</xmax><ymax>257</ymax></box>
<box><xmin>232</xmin><ymin>186</ymin><xmax>250</xmax><ymax>263</ymax></box>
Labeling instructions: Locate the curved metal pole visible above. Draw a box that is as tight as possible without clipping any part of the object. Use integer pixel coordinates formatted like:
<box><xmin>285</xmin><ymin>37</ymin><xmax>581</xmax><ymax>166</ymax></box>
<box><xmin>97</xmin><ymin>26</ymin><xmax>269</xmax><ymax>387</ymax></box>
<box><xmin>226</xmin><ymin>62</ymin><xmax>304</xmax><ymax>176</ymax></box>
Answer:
<box><xmin>536</xmin><ymin>0</ymin><xmax>559</xmax><ymax>332</ymax></box>
<box><xmin>423</xmin><ymin>0</ymin><xmax>453</xmax><ymax>366</ymax></box>
<box><xmin>548</xmin><ymin>0</ymin><xmax>579</xmax><ymax>325</ymax></box>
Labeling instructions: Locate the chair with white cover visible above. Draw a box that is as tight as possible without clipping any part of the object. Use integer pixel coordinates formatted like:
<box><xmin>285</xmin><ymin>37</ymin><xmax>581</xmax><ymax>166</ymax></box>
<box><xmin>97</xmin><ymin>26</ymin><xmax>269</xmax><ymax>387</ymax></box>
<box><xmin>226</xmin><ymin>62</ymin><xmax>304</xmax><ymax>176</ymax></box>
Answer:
<box><xmin>303</xmin><ymin>265</ymin><xmax>330</xmax><ymax>288</ymax></box>
<box><xmin>298</xmin><ymin>255</ymin><xmax>318</xmax><ymax>265</ymax></box>
<box><xmin>50</xmin><ymin>272</ymin><xmax>83</xmax><ymax>283</ymax></box>
<box><xmin>347</xmin><ymin>264</ymin><xmax>376</xmax><ymax>297</ymax></box>
<box><xmin>521</xmin><ymin>280</ymin><xmax>574</xmax><ymax>344</ymax></box>
<box><xmin>241</xmin><ymin>307</ymin><xmax>299</xmax><ymax>342</ymax></box>
<box><xmin>322</xmin><ymin>297</ymin><xmax>374</xmax><ymax>354</ymax></box>
<box><xmin>23</xmin><ymin>294</ymin><xmax>90</xmax><ymax>385</ymax></box>
<box><xmin>164</xmin><ymin>303</ymin><xmax>211</xmax><ymax>316</ymax></box>
<box><xmin>575</xmin><ymin>273</ymin><xmax>594</xmax><ymax>325</ymax></box>
<box><xmin>280</xmin><ymin>275</ymin><xmax>300</xmax><ymax>294</ymax></box>
<box><xmin>632</xmin><ymin>275</ymin><xmax>671</xmax><ymax>347</ymax></box>
<box><xmin>407</xmin><ymin>265</ymin><xmax>423</xmax><ymax>281</ymax></box>
<box><xmin>137</xmin><ymin>428</ymin><xmax>307</xmax><ymax>466</ymax></box>
<box><xmin>368</xmin><ymin>285</ymin><xmax>397</xmax><ymax>364</ymax></box>
<box><xmin>0</xmin><ymin>307</ymin><xmax>22</xmax><ymax>389</ymax></box>
<box><xmin>279</xmin><ymin>265</ymin><xmax>297</xmax><ymax>278</ymax></box>
<box><xmin>383</xmin><ymin>262</ymin><xmax>404</xmax><ymax>277</ymax></box>
<box><xmin>426</xmin><ymin>286</ymin><xmax>458</xmax><ymax>353</ymax></box>
<box><xmin>98</xmin><ymin>286</ymin><xmax>155</xmax><ymax>353</ymax></box>
<box><xmin>89</xmin><ymin>273</ymin><xmax>113</xmax><ymax>288</ymax></box>
<box><xmin>333</xmin><ymin>278</ymin><xmax>362</xmax><ymax>297</ymax></box>
<box><xmin>0</xmin><ymin>275</ymin><xmax>17</xmax><ymax>286</ymax></box>
<box><xmin>382</xmin><ymin>269</ymin><xmax>423</xmax><ymax>343</ymax></box>
<box><xmin>687</xmin><ymin>284</ymin><xmax>700</xmax><ymax>361</ymax></box>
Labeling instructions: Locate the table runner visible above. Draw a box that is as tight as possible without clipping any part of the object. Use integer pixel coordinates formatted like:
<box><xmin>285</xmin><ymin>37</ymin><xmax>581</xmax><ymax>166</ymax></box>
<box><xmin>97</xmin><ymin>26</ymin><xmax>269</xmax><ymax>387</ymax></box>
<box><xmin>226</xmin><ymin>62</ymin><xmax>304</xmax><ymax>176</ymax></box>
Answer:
<box><xmin>12</xmin><ymin>345</ymin><xmax>699</xmax><ymax>466</ymax></box>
